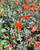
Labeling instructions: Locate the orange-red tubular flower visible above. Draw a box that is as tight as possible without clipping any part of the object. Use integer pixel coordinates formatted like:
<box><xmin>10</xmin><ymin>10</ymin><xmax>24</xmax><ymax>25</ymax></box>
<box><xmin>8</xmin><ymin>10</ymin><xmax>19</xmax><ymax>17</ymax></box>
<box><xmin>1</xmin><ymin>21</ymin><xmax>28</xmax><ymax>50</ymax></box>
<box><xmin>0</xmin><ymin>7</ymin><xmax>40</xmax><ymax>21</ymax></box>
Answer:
<box><xmin>32</xmin><ymin>0</ymin><xmax>37</xmax><ymax>3</ymax></box>
<box><xmin>33</xmin><ymin>41</ymin><xmax>40</xmax><ymax>47</ymax></box>
<box><xmin>22</xmin><ymin>4</ymin><xmax>27</xmax><ymax>10</ymax></box>
<box><xmin>30</xmin><ymin>23</ymin><xmax>39</xmax><ymax>32</ymax></box>
<box><xmin>1</xmin><ymin>0</ymin><xmax>4</xmax><ymax>3</ymax></box>
<box><xmin>10</xmin><ymin>36</ymin><xmax>13</xmax><ymax>39</ymax></box>
<box><xmin>29</xmin><ymin>7</ymin><xmax>38</xmax><ymax>11</ymax></box>
<box><xmin>6</xmin><ymin>43</ymin><xmax>15</xmax><ymax>48</ymax></box>
<box><xmin>20</xmin><ymin>15</ymin><xmax>33</xmax><ymax>18</ymax></box>
<box><xmin>30</xmin><ymin>26</ymin><xmax>34</xmax><ymax>32</ymax></box>
<box><xmin>34</xmin><ymin>25</ymin><xmax>39</xmax><ymax>32</ymax></box>
<box><xmin>31</xmin><ymin>46</ymin><xmax>37</xmax><ymax>48</ymax></box>
<box><xmin>1</xmin><ymin>12</ymin><xmax>3</xmax><ymax>16</ymax></box>
<box><xmin>14</xmin><ymin>33</ymin><xmax>16</xmax><ymax>39</ymax></box>
<box><xmin>33</xmin><ymin>43</ymin><xmax>40</xmax><ymax>47</ymax></box>
<box><xmin>25</xmin><ymin>35</ymin><xmax>29</xmax><ymax>38</ymax></box>
<box><xmin>0</xmin><ymin>0</ymin><xmax>4</xmax><ymax>6</ymax></box>
<box><xmin>15</xmin><ymin>19</ymin><xmax>22</xmax><ymax>30</ymax></box>
<box><xmin>23</xmin><ymin>33</ymin><xmax>26</xmax><ymax>36</ymax></box>
<box><xmin>26</xmin><ymin>37</ymin><xmax>36</xmax><ymax>42</ymax></box>
<box><xmin>32</xmin><ymin>8</ymin><xmax>38</xmax><ymax>11</ymax></box>
<box><xmin>16</xmin><ymin>0</ymin><xmax>19</xmax><ymax>4</ymax></box>
<box><xmin>26</xmin><ymin>38</ymin><xmax>33</xmax><ymax>42</ymax></box>
<box><xmin>35</xmin><ymin>41</ymin><xmax>40</xmax><ymax>44</ymax></box>
<box><xmin>29</xmin><ymin>3</ymin><xmax>39</xmax><ymax>7</ymax></box>
<box><xmin>0</xmin><ymin>4</ymin><xmax>2</xmax><ymax>6</ymax></box>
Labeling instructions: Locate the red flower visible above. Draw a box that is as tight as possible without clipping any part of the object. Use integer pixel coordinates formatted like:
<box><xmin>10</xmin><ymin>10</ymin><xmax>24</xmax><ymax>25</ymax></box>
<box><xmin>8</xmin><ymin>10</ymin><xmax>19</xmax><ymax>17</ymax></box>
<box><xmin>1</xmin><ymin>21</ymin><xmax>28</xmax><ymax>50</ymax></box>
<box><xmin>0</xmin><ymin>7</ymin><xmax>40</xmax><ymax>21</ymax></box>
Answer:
<box><xmin>26</xmin><ymin>38</ymin><xmax>33</xmax><ymax>42</ymax></box>
<box><xmin>15</xmin><ymin>19</ymin><xmax>22</xmax><ymax>30</ymax></box>
<box><xmin>23</xmin><ymin>33</ymin><xmax>26</xmax><ymax>36</ymax></box>
<box><xmin>0</xmin><ymin>0</ymin><xmax>4</xmax><ymax>6</ymax></box>
<box><xmin>6</xmin><ymin>43</ymin><xmax>15</xmax><ymax>48</ymax></box>
<box><xmin>34</xmin><ymin>43</ymin><xmax>40</xmax><ymax>47</ymax></box>
<box><xmin>32</xmin><ymin>0</ymin><xmax>36</xmax><ymax>3</ymax></box>
<box><xmin>29</xmin><ymin>7</ymin><xmax>38</xmax><ymax>11</ymax></box>
<box><xmin>1</xmin><ymin>12</ymin><xmax>3</xmax><ymax>16</ymax></box>
<box><xmin>22</xmin><ymin>4</ymin><xmax>27</xmax><ymax>10</ymax></box>
<box><xmin>1</xmin><ymin>0</ymin><xmax>4</xmax><ymax>3</ymax></box>
<box><xmin>26</xmin><ymin>37</ymin><xmax>37</xmax><ymax>42</ymax></box>
<box><xmin>20</xmin><ymin>15</ymin><xmax>33</xmax><ymax>18</ymax></box>
<box><xmin>30</xmin><ymin>26</ymin><xmax>34</xmax><ymax>32</ymax></box>
<box><xmin>34</xmin><ymin>25</ymin><xmax>39</xmax><ymax>32</ymax></box>
<box><xmin>25</xmin><ymin>35</ymin><xmax>29</xmax><ymax>38</ymax></box>
<box><xmin>35</xmin><ymin>41</ymin><xmax>40</xmax><ymax>44</ymax></box>
<box><xmin>31</xmin><ymin>46</ymin><xmax>37</xmax><ymax>48</ymax></box>
<box><xmin>29</xmin><ymin>3</ymin><xmax>39</xmax><ymax>7</ymax></box>
<box><xmin>0</xmin><ymin>4</ymin><xmax>2</xmax><ymax>6</ymax></box>
<box><xmin>16</xmin><ymin>0</ymin><xmax>19</xmax><ymax>4</ymax></box>
<box><xmin>32</xmin><ymin>8</ymin><xmax>38</xmax><ymax>11</ymax></box>
<box><xmin>10</xmin><ymin>36</ymin><xmax>13</xmax><ymax>39</ymax></box>
<box><xmin>14</xmin><ymin>33</ymin><xmax>16</xmax><ymax>39</ymax></box>
<box><xmin>30</xmin><ymin>23</ymin><xmax>39</xmax><ymax>32</ymax></box>
<box><xmin>33</xmin><ymin>41</ymin><xmax>40</xmax><ymax>47</ymax></box>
